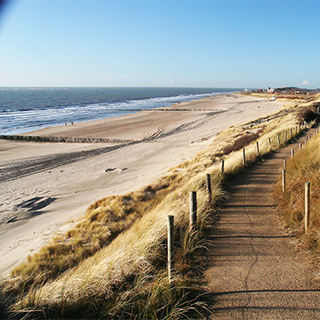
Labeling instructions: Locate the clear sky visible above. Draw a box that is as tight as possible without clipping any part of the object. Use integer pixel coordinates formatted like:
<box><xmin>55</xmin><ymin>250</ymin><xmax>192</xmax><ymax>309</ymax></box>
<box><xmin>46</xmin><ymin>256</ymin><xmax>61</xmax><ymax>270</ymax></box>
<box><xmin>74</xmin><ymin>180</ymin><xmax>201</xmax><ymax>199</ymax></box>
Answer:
<box><xmin>0</xmin><ymin>0</ymin><xmax>319</xmax><ymax>89</ymax></box>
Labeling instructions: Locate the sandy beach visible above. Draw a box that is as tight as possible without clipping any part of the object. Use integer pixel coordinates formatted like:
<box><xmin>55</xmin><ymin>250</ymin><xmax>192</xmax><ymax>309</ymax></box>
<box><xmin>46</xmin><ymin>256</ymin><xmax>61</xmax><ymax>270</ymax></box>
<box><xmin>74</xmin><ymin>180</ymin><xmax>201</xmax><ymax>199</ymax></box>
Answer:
<box><xmin>0</xmin><ymin>93</ymin><xmax>284</xmax><ymax>275</ymax></box>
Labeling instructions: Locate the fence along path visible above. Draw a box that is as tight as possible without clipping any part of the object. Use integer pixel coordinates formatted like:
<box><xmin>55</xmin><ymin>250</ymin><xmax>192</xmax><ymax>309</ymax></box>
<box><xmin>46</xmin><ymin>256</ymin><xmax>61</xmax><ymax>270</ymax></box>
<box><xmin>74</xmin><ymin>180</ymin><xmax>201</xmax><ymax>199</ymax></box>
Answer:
<box><xmin>205</xmin><ymin>127</ymin><xmax>320</xmax><ymax>319</ymax></box>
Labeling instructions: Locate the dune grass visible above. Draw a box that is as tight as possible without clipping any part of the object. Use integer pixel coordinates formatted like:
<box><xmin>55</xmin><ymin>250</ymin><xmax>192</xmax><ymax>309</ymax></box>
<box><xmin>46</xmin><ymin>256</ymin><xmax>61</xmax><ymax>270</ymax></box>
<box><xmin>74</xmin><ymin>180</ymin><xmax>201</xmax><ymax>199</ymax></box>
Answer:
<box><xmin>2</xmin><ymin>97</ymin><xmax>319</xmax><ymax>318</ymax></box>
<box><xmin>273</xmin><ymin>127</ymin><xmax>320</xmax><ymax>261</ymax></box>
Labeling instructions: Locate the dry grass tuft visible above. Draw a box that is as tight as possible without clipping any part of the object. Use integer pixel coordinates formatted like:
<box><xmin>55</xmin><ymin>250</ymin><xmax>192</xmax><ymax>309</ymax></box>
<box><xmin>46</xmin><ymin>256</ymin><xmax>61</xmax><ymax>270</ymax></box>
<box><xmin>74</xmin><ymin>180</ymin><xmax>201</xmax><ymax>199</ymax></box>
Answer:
<box><xmin>222</xmin><ymin>129</ymin><xmax>263</xmax><ymax>155</ymax></box>
<box><xmin>9</xmin><ymin>182</ymin><xmax>174</xmax><ymax>293</ymax></box>
<box><xmin>273</xmin><ymin>130</ymin><xmax>320</xmax><ymax>260</ymax></box>
<box><xmin>296</xmin><ymin>107</ymin><xmax>320</xmax><ymax>123</ymax></box>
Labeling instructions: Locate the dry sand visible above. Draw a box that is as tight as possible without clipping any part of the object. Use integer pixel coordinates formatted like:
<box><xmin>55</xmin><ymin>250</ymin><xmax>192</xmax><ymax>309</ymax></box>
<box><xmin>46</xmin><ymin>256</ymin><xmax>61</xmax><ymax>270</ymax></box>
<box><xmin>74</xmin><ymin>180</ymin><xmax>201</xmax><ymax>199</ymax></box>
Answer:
<box><xmin>0</xmin><ymin>93</ymin><xmax>284</xmax><ymax>275</ymax></box>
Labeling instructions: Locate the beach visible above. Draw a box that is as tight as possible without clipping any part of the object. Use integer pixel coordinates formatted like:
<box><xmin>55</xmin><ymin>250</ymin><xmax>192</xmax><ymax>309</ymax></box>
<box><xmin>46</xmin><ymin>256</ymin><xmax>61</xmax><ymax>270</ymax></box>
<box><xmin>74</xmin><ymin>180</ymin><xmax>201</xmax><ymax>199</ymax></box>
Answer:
<box><xmin>0</xmin><ymin>93</ymin><xmax>284</xmax><ymax>275</ymax></box>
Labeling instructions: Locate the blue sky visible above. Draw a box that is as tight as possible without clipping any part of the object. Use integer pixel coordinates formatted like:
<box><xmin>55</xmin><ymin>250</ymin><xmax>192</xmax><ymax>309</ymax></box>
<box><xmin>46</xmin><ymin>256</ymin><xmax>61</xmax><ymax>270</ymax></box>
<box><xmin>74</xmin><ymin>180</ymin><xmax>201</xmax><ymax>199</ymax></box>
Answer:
<box><xmin>0</xmin><ymin>0</ymin><xmax>319</xmax><ymax>88</ymax></box>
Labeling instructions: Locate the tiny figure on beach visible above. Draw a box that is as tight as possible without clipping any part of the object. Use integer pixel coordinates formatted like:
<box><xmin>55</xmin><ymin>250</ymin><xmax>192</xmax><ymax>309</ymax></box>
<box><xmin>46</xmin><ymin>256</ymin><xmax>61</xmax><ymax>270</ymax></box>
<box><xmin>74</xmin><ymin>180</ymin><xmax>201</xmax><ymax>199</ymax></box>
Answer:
<box><xmin>71</xmin><ymin>122</ymin><xmax>73</xmax><ymax>125</ymax></box>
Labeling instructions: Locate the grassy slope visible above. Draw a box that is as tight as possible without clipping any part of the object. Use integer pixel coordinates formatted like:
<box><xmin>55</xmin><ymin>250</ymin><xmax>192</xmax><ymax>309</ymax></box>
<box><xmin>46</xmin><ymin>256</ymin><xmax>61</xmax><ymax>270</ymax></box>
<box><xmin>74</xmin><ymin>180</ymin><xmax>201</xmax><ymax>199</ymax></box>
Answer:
<box><xmin>273</xmin><ymin>124</ymin><xmax>320</xmax><ymax>262</ymax></box>
<box><xmin>3</xmin><ymin>94</ymin><xmax>320</xmax><ymax>318</ymax></box>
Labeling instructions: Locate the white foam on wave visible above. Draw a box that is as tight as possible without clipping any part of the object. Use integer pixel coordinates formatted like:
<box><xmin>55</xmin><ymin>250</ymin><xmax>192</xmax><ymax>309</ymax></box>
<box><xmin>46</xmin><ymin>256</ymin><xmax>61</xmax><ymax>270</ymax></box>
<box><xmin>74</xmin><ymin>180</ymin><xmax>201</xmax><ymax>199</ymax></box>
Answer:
<box><xmin>0</xmin><ymin>90</ymin><xmax>235</xmax><ymax>135</ymax></box>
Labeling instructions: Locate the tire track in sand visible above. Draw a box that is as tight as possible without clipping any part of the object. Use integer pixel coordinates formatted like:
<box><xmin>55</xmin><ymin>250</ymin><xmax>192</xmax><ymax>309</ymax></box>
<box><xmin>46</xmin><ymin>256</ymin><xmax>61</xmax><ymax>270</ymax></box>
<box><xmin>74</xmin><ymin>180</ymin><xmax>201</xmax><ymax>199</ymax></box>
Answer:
<box><xmin>0</xmin><ymin>110</ymin><xmax>228</xmax><ymax>183</ymax></box>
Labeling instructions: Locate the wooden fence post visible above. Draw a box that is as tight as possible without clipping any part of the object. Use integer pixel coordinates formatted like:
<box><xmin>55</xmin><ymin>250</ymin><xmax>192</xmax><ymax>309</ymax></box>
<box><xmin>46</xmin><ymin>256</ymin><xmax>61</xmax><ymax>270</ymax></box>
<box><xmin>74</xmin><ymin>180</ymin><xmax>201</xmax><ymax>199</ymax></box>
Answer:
<box><xmin>256</xmin><ymin>141</ymin><xmax>260</xmax><ymax>156</ymax></box>
<box><xmin>283</xmin><ymin>159</ymin><xmax>286</xmax><ymax>169</ymax></box>
<box><xmin>285</xmin><ymin>131</ymin><xmax>288</xmax><ymax>143</ymax></box>
<box><xmin>305</xmin><ymin>182</ymin><xmax>310</xmax><ymax>233</ymax></box>
<box><xmin>290</xmin><ymin>128</ymin><xmax>293</xmax><ymax>139</ymax></box>
<box><xmin>189</xmin><ymin>191</ymin><xmax>197</xmax><ymax>232</ymax></box>
<box><xmin>278</xmin><ymin>133</ymin><xmax>281</xmax><ymax>147</ymax></box>
<box><xmin>299</xmin><ymin>143</ymin><xmax>302</xmax><ymax>151</ymax></box>
<box><xmin>243</xmin><ymin>148</ymin><xmax>246</xmax><ymax>166</ymax></box>
<box><xmin>291</xmin><ymin>149</ymin><xmax>294</xmax><ymax>159</ymax></box>
<box><xmin>167</xmin><ymin>215</ymin><xmax>174</xmax><ymax>284</ymax></box>
<box><xmin>206</xmin><ymin>174</ymin><xmax>212</xmax><ymax>203</ymax></box>
<box><xmin>221</xmin><ymin>160</ymin><xmax>225</xmax><ymax>176</ymax></box>
<box><xmin>282</xmin><ymin>170</ymin><xmax>286</xmax><ymax>195</ymax></box>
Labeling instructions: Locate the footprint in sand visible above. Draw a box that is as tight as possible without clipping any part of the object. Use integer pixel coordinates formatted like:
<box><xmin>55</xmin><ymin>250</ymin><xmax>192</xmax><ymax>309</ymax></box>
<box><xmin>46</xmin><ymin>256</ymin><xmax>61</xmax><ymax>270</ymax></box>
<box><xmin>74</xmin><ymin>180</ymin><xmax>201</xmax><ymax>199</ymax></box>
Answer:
<box><xmin>105</xmin><ymin>168</ymin><xmax>128</xmax><ymax>173</ymax></box>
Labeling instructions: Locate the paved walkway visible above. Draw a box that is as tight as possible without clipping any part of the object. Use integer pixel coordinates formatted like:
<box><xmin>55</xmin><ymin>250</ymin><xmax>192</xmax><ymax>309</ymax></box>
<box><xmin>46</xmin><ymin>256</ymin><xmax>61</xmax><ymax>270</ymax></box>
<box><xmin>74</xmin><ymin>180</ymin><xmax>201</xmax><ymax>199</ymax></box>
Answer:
<box><xmin>205</xmin><ymin>128</ymin><xmax>320</xmax><ymax>319</ymax></box>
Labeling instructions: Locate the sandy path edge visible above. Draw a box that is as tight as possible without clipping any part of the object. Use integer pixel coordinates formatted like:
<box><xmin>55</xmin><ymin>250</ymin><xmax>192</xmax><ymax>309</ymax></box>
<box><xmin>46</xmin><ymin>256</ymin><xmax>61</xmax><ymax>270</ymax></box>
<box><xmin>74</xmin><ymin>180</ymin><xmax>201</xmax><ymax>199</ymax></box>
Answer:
<box><xmin>0</xmin><ymin>93</ymin><xmax>284</xmax><ymax>275</ymax></box>
<box><xmin>205</xmin><ymin>127</ymin><xmax>320</xmax><ymax>319</ymax></box>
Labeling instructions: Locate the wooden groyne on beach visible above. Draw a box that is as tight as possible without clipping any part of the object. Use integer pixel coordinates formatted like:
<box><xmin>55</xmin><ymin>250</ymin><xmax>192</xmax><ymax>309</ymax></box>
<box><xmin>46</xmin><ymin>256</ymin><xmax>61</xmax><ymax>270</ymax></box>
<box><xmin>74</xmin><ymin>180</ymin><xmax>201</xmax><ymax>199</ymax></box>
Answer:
<box><xmin>0</xmin><ymin>135</ymin><xmax>135</xmax><ymax>144</ymax></box>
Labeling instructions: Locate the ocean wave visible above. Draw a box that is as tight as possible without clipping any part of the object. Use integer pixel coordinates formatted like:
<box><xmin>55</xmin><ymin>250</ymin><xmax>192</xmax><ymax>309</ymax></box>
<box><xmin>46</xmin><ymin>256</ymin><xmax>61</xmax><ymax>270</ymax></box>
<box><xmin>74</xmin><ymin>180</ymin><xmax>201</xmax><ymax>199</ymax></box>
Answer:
<box><xmin>0</xmin><ymin>88</ymin><xmax>237</xmax><ymax>135</ymax></box>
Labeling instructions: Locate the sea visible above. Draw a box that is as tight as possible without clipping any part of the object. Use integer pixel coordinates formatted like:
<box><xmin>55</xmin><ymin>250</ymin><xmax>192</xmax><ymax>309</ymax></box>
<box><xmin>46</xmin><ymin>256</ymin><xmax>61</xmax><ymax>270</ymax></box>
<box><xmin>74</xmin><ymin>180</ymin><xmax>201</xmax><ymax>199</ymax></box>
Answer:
<box><xmin>0</xmin><ymin>87</ymin><xmax>238</xmax><ymax>135</ymax></box>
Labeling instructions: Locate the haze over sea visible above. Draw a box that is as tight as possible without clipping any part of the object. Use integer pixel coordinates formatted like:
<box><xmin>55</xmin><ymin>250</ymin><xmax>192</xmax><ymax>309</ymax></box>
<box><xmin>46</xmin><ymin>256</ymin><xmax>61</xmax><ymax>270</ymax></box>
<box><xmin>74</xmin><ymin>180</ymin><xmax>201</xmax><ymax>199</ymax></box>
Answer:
<box><xmin>0</xmin><ymin>87</ymin><xmax>238</xmax><ymax>136</ymax></box>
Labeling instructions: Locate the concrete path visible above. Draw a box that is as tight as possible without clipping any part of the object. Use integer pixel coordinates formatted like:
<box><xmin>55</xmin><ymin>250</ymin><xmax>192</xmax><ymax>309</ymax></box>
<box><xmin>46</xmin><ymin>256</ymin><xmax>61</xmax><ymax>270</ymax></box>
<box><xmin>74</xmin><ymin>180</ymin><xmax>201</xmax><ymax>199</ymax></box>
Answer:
<box><xmin>205</xmin><ymin>128</ymin><xmax>320</xmax><ymax>319</ymax></box>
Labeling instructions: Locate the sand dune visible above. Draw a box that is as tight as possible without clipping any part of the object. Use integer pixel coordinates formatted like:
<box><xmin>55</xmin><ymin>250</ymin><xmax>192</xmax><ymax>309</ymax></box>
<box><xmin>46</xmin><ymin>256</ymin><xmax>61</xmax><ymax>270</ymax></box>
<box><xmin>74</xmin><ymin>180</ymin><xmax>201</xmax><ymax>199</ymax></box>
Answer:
<box><xmin>0</xmin><ymin>93</ymin><xmax>284</xmax><ymax>275</ymax></box>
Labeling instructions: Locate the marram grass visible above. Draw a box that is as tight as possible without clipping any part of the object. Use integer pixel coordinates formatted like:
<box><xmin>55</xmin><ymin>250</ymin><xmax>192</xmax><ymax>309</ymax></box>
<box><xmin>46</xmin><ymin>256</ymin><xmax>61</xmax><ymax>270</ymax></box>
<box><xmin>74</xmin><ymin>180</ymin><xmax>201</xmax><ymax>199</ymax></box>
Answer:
<box><xmin>2</xmin><ymin>99</ymin><xmax>319</xmax><ymax>318</ymax></box>
<box><xmin>273</xmin><ymin>129</ymin><xmax>320</xmax><ymax>260</ymax></box>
